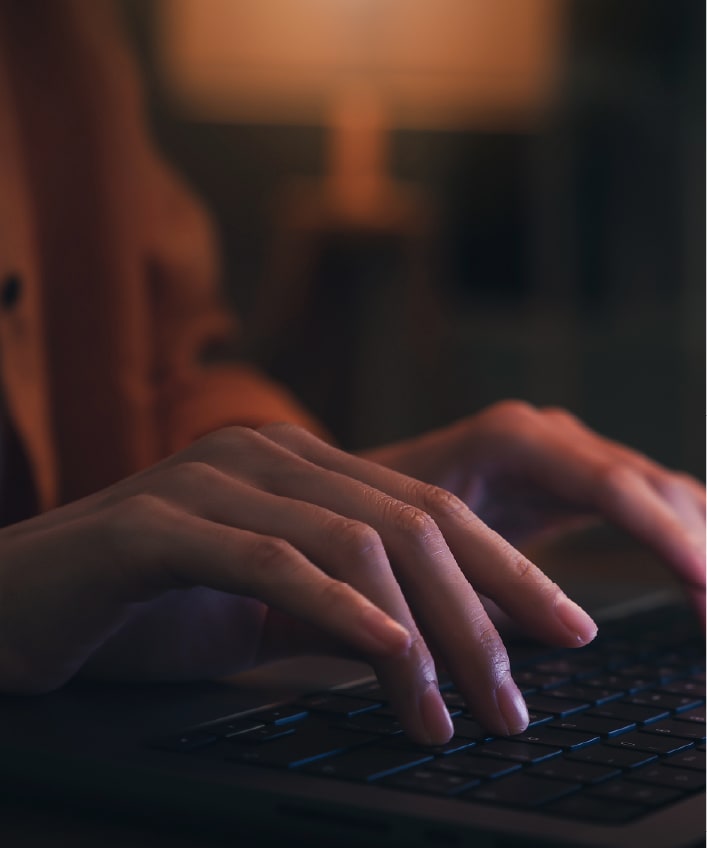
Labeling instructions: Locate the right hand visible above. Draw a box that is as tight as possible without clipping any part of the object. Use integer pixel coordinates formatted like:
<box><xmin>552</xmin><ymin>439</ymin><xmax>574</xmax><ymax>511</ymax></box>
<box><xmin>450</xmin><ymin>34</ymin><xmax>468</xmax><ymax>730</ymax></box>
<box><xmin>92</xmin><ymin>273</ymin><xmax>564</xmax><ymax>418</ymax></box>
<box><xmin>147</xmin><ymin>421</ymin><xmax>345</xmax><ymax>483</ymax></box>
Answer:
<box><xmin>0</xmin><ymin>424</ymin><xmax>597</xmax><ymax>744</ymax></box>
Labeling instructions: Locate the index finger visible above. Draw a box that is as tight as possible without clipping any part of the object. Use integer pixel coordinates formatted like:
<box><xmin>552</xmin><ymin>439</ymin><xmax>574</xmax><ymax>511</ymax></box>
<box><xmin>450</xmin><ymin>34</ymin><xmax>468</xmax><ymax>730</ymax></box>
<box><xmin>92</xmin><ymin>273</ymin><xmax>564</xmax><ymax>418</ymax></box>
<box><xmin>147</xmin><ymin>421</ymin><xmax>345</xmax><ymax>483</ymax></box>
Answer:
<box><xmin>257</xmin><ymin>423</ymin><xmax>599</xmax><ymax>650</ymax></box>
<box><xmin>246</xmin><ymin>425</ymin><xmax>603</xmax><ymax>742</ymax></box>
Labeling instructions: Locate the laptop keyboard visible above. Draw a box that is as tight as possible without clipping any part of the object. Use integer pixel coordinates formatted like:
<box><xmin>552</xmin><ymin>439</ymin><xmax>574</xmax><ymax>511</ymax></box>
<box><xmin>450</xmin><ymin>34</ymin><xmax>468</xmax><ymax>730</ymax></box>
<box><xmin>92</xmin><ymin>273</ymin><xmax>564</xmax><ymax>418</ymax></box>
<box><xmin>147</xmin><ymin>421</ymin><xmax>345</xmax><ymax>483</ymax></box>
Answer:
<box><xmin>149</xmin><ymin>607</ymin><xmax>705</xmax><ymax>824</ymax></box>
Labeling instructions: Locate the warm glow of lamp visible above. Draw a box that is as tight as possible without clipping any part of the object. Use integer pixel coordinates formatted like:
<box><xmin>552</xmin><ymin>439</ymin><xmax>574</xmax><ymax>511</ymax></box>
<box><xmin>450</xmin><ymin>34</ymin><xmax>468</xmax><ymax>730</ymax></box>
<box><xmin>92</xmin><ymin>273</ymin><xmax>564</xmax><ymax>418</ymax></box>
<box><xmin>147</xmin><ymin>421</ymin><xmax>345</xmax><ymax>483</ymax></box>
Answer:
<box><xmin>159</xmin><ymin>0</ymin><xmax>563</xmax><ymax>128</ymax></box>
<box><xmin>158</xmin><ymin>0</ymin><xmax>564</xmax><ymax>218</ymax></box>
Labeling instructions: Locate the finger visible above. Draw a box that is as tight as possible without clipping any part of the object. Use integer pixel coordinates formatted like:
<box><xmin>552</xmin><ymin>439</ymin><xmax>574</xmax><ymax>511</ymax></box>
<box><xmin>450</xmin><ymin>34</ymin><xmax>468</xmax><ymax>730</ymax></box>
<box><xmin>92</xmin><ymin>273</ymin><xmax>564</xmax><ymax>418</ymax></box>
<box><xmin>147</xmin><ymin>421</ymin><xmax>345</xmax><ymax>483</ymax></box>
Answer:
<box><xmin>525</xmin><ymin>417</ymin><xmax>706</xmax><ymax>589</ymax></box>
<box><xmin>149</xmin><ymin>462</ymin><xmax>456</xmax><ymax>743</ymax></box>
<box><xmin>649</xmin><ymin>473</ymin><xmax>706</xmax><ymax>543</ymax></box>
<box><xmin>107</xmin><ymin>494</ymin><xmax>412</xmax><ymax>664</ymax></box>
<box><xmin>257</xmin><ymin>424</ymin><xmax>598</xmax><ymax>650</ymax></box>
<box><xmin>545</xmin><ymin>408</ymin><xmax>706</xmax><ymax>524</ymax></box>
<box><xmin>243</xmin><ymin>425</ymin><xmax>558</xmax><ymax>735</ymax></box>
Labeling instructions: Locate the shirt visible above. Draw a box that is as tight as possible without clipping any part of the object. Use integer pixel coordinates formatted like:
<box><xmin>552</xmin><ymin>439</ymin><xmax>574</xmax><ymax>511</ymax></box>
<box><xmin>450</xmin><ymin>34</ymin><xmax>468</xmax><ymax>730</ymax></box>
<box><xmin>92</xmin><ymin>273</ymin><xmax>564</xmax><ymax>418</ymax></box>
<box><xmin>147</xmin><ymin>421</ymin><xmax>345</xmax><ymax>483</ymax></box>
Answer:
<box><xmin>0</xmin><ymin>0</ymin><xmax>322</xmax><ymax>514</ymax></box>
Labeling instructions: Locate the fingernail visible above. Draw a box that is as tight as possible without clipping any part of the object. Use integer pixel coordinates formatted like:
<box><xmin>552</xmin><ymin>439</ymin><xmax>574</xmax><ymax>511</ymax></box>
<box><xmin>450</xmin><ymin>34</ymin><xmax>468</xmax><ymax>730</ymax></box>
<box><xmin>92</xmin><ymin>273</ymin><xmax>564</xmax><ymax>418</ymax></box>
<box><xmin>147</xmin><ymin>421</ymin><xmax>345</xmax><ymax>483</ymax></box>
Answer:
<box><xmin>496</xmin><ymin>679</ymin><xmax>529</xmax><ymax>735</ymax></box>
<box><xmin>419</xmin><ymin>684</ymin><xmax>454</xmax><ymax>744</ymax></box>
<box><xmin>555</xmin><ymin>596</ymin><xmax>598</xmax><ymax>645</ymax></box>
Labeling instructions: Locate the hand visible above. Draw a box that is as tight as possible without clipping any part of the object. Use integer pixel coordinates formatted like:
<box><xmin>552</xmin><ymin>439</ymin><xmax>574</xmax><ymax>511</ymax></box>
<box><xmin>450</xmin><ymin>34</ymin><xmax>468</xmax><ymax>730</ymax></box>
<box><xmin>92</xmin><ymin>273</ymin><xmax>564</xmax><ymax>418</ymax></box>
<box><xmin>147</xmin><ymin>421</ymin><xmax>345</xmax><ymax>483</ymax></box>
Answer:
<box><xmin>0</xmin><ymin>419</ymin><xmax>600</xmax><ymax>745</ymax></box>
<box><xmin>364</xmin><ymin>401</ymin><xmax>706</xmax><ymax>619</ymax></box>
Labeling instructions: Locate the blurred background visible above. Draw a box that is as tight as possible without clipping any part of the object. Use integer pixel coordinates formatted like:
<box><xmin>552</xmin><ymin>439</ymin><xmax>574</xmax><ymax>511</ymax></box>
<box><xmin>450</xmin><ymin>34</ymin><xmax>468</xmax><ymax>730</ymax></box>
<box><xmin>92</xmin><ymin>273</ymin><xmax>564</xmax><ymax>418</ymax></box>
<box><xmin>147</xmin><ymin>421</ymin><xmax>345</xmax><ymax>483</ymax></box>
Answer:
<box><xmin>122</xmin><ymin>0</ymin><xmax>704</xmax><ymax>475</ymax></box>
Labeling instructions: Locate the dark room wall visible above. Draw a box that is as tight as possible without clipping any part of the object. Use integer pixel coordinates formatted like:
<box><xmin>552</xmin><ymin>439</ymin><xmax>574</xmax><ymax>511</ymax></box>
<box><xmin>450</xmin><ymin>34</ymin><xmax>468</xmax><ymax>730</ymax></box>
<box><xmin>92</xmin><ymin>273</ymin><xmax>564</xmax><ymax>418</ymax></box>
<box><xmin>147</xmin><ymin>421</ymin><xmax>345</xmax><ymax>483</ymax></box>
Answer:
<box><xmin>121</xmin><ymin>0</ymin><xmax>704</xmax><ymax>476</ymax></box>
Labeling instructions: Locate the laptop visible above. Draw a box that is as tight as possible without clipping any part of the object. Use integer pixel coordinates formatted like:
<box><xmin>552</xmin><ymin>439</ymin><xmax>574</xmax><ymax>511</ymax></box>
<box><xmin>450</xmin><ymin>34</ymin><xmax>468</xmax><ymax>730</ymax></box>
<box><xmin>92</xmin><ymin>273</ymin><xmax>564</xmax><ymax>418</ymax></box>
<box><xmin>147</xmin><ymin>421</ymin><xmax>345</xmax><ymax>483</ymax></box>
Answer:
<box><xmin>0</xmin><ymin>529</ymin><xmax>703</xmax><ymax>847</ymax></box>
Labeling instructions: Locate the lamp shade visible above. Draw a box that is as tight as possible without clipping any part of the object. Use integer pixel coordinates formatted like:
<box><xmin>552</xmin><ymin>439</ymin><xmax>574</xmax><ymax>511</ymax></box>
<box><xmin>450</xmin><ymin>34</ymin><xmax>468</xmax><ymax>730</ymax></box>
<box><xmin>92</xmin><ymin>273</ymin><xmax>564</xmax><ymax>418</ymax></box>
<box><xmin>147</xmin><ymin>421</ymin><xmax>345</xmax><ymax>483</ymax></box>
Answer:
<box><xmin>159</xmin><ymin>0</ymin><xmax>564</xmax><ymax>130</ymax></box>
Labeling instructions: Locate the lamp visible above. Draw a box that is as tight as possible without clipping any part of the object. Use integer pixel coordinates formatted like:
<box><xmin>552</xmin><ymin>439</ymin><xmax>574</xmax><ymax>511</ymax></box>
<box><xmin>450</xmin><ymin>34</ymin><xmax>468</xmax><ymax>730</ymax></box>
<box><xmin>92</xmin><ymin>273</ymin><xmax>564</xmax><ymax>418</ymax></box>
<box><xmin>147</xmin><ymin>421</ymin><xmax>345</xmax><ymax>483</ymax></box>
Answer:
<box><xmin>156</xmin><ymin>0</ymin><xmax>566</xmax><ymax>444</ymax></box>
<box><xmin>158</xmin><ymin>0</ymin><xmax>564</xmax><ymax>221</ymax></box>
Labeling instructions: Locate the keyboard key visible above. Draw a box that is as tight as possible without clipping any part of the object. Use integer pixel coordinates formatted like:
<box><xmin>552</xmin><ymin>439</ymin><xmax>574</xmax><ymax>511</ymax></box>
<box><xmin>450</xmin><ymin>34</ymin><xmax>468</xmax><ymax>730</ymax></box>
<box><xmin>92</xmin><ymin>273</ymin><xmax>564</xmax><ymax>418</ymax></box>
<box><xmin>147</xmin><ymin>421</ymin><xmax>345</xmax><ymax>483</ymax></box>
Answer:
<box><xmin>433</xmin><ymin>754</ymin><xmax>521</xmax><ymax>779</ymax></box>
<box><xmin>663</xmin><ymin>749</ymin><xmax>706</xmax><ymax>772</ymax></box>
<box><xmin>453</xmin><ymin>717</ymin><xmax>490</xmax><ymax>741</ymax></box>
<box><xmin>547</xmin><ymin>794</ymin><xmax>644</xmax><ymax>823</ymax></box>
<box><xmin>658</xmin><ymin>679</ymin><xmax>706</xmax><ymax>698</ymax></box>
<box><xmin>551</xmin><ymin>715</ymin><xmax>636</xmax><ymax>738</ymax></box>
<box><xmin>652</xmin><ymin>651</ymin><xmax>697</xmax><ymax>669</ymax></box>
<box><xmin>230</xmin><ymin>725</ymin><xmax>296</xmax><ymax>744</ymax></box>
<box><xmin>512</xmin><ymin>727</ymin><xmax>599</xmax><ymax>750</ymax></box>
<box><xmin>526</xmin><ymin>711</ymin><xmax>554</xmax><ymax>727</ymax></box>
<box><xmin>297</xmin><ymin>693</ymin><xmax>381</xmax><ymax>717</ymax></box>
<box><xmin>627</xmin><ymin>692</ymin><xmax>703</xmax><ymax>713</ymax></box>
<box><xmin>674</xmin><ymin>705</ymin><xmax>706</xmax><ymax>724</ymax></box>
<box><xmin>228</xmin><ymin>723</ymin><xmax>374</xmax><ymax>768</ymax></box>
<box><xmin>383</xmin><ymin>767</ymin><xmax>480</xmax><ymax>796</ymax></box>
<box><xmin>524</xmin><ymin>694</ymin><xmax>590</xmax><ymax>717</ymax></box>
<box><xmin>343</xmin><ymin>682</ymin><xmax>386</xmax><ymax>700</ymax></box>
<box><xmin>526</xmin><ymin>760</ymin><xmax>621</xmax><ymax>785</ymax></box>
<box><xmin>208</xmin><ymin>717</ymin><xmax>266</xmax><ymax>738</ymax></box>
<box><xmin>253</xmin><ymin>706</ymin><xmax>309</xmax><ymax>725</ymax></box>
<box><xmin>514</xmin><ymin>671</ymin><xmax>570</xmax><ymax>691</ymax></box>
<box><xmin>566</xmin><ymin>744</ymin><xmax>657</xmax><ymax>769</ymax></box>
<box><xmin>604</xmin><ymin>732</ymin><xmax>693</xmax><ymax>756</ymax></box>
<box><xmin>332</xmin><ymin>714</ymin><xmax>403</xmax><ymax>735</ymax></box>
<box><xmin>621</xmin><ymin>663</ymin><xmax>683</xmax><ymax>684</ymax></box>
<box><xmin>475</xmin><ymin>740</ymin><xmax>561</xmax><ymax>764</ymax></box>
<box><xmin>534</xmin><ymin>658</ymin><xmax>600</xmax><ymax>677</ymax></box>
<box><xmin>640</xmin><ymin>719</ymin><xmax>706</xmax><ymax>742</ymax></box>
<box><xmin>587</xmin><ymin>779</ymin><xmax>684</xmax><ymax>807</ymax></box>
<box><xmin>582</xmin><ymin>674</ymin><xmax>650</xmax><ymax>694</ymax></box>
<box><xmin>543</xmin><ymin>684</ymin><xmax>622</xmax><ymax>705</ymax></box>
<box><xmin>371</xmin><ymin>705</ymin><xmax>402</xmax><ymax>718</ymax></box>
<box><xmin>382</xmin><ymin>734</ymin><xmax>474</xmax><ymax>757</ymax></box>
<box><xmin>626</xmin><ymin>764</ymin><xmax>705</xmax><ymax>792</ymax></box>
<box><xmin>304</xmin><ymin>746</ymin><xmax>432</xmax><ymax>782</ymax></box>
<box><xmin>589</xmin><ymin>703</ymin><xmax>669</xmax><ymax>725</ymax></box>
<box><xmin>467</xmin><ymin>774</ymin><xmax>580</xmax><ymax>808</ymax></box>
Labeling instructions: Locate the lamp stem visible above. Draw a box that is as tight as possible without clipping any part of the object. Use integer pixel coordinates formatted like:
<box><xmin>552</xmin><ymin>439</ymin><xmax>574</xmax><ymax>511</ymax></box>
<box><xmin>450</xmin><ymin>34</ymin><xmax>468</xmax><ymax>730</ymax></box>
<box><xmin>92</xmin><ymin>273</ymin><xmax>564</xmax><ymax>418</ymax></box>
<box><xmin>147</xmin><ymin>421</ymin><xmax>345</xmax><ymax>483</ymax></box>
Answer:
<box><xmin>326</xmin><ymin>85</ymin><xmax>390</xmax><ymax>223</ymax></box>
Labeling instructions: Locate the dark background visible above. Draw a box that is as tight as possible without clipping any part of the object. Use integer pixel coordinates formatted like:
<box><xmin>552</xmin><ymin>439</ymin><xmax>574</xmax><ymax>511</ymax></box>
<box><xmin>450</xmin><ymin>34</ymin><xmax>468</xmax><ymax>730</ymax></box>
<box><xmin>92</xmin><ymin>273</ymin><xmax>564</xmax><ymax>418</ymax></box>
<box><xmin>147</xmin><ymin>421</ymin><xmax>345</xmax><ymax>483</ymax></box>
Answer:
<box><xmin>122</xmin><ymin>0</ymin><xmax>704</xmax><ymax>476</ymax></box>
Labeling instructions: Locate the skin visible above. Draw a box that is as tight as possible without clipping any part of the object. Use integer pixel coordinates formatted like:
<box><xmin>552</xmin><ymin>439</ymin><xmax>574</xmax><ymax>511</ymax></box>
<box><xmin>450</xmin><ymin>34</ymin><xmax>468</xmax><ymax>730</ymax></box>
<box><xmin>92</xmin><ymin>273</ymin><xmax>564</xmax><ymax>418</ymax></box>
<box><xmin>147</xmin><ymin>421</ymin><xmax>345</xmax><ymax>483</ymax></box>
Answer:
<box><xmin>0</xmin><ymin>401</ymin><xmax>703</xmax><ymax>745</ymax></box>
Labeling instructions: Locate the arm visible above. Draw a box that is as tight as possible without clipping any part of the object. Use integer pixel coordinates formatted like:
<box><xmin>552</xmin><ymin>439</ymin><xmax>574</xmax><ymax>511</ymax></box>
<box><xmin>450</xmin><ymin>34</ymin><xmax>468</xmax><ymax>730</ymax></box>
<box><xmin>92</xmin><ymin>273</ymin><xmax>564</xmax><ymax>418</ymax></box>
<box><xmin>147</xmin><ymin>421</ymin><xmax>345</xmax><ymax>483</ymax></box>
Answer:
<box><xmin>145</xmin><ymin>159</ymin><xmax>327</xmax><ymax>451</ymax></box>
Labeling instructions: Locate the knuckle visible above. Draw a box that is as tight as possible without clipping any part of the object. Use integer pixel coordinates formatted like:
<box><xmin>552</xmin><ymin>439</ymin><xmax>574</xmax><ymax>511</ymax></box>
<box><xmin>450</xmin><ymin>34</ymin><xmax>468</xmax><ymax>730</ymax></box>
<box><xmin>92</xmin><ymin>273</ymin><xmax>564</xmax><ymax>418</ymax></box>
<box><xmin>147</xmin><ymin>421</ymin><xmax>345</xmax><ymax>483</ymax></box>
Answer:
<box><xmin>171</xmin><ymin>460</ymin><xmax>219</xmax><ymax>488</ymax></box>
<box><xmin>386</xmin><ymin>501</ymin><xmax>439</xmax><ymax>546</ymax></box>
<box><xmin>507</xmin><ymin>550</ymin><xmax>535</xmax><ymax>582</ymax></box>
<box><xmin>542</xmin><ymin>405</ymin><xmax>577</xmax><ymax>424</ymax></box>
<box><xmin>417</xmin><ymin>484</ymin><xmax>467</xmax><ymax>520</ymax></box>
<box><xmin>331</xmin><ymin>518</ymin><xmax>383</xmax><ymax>561</ymax></box>
<box><xmin>257</xmin><ymin>421</ymin><xmax>307</xmax><ymax>443</ymax></box>
<box><xmin>109</xmin><ymin>493</ymin><xmax>163</xmax><ymax>535</ymax></box>
<box><xmin>593</xmin><ymin>461</ymin><xmax>635</xmax><ymax>498</ymax></box>
<box><xmin>252</xmin><ymin>537</ymin><xmax>298</xmax><ymax>573</ymax></box>
<box><xmin>191</xmin><ymin>425</ymin><xmax>258</xmax><ymax>456</ymax></box>
<box><xmin>655</xmin><ymin>469</ymin><xmax>700</xmax><ymax>502</ymax></box>
<box><xmin>487</xmin><ymin>399</ymin><xmax>537</xmax><ymax>424</ymax></box>
<box><xmin>477</xmin><ymin>400</ymin><xmax>539</xmax><ymax>443</ymax></box>
<box><xmin>473</xmin><ymin>619</ymin><xmax>511</xmax><ymax>678</ymax></box>
<box><xmin>477</xmin><ymin>621</ymin><xmax>502</xmax><ymax>654</ymax></box>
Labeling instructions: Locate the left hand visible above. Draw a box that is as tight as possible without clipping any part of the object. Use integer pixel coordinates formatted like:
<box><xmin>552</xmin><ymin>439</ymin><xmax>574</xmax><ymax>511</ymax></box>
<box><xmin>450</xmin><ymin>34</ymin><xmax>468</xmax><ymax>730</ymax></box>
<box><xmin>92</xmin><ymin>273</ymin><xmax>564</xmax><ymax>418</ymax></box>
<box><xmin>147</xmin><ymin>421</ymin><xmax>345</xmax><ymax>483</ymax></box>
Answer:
<box><xmin>362</xmin><ymin>401</ymin><xmax>706</xmax><ymax>620</ymax></box>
